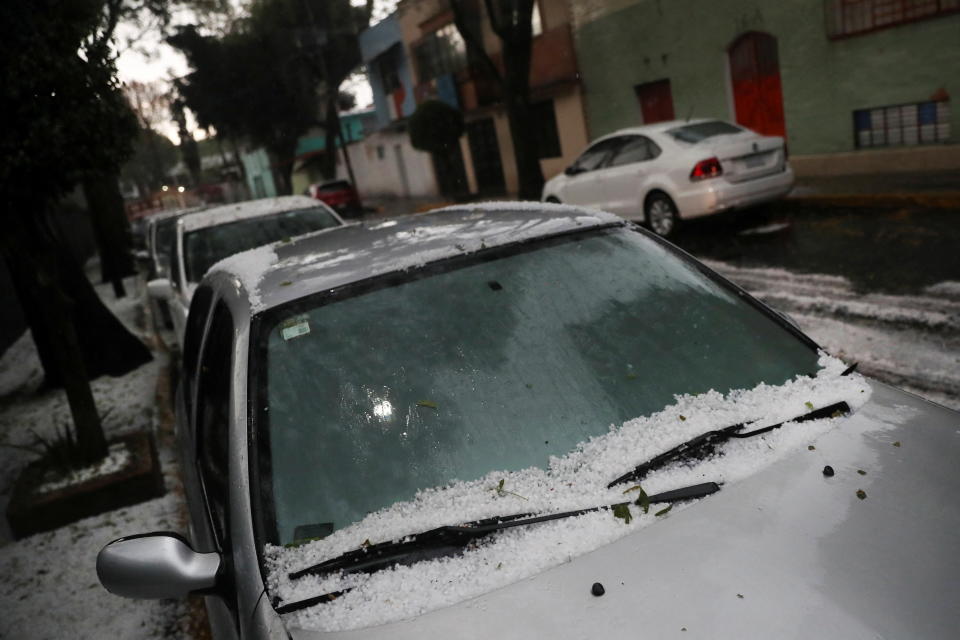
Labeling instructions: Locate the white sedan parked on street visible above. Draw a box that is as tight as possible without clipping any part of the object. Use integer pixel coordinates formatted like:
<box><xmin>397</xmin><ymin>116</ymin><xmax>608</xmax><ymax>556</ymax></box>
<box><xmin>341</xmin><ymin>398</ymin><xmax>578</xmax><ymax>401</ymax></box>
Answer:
<box><xmin>147</xmin><ymin>195</ymin><xmax>345</xmax><ymax>345</ymax></box>
<box><xmin>542</xmin><ymin>119</ymin><xmax>794</xmax><ymax>237</ymax></box>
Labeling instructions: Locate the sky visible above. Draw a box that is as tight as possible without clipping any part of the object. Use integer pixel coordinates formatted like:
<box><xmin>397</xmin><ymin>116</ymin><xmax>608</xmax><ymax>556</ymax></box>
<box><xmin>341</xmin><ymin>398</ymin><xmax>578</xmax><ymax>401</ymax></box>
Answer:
<box><xmin>115</xmin><ymin>0</ymin><xmax>398</xmax><ymax>142</ymax></box>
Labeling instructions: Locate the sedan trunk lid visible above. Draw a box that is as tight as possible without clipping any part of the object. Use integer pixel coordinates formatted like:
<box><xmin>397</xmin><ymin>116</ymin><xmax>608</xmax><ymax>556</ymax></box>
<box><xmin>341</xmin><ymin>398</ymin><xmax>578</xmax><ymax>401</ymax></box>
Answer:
<box><xmin>709</xmin><ymin>133</ymin><xmax>787</xmax><ymax>184</ymax></box>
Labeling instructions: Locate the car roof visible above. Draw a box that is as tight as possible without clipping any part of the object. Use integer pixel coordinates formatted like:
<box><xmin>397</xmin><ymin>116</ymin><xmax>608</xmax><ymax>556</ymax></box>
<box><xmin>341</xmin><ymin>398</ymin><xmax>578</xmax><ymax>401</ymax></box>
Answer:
<box><xmin>146</xmin><ymin>205</ymin><xmax>207</xmax><ymax>226</ymax></box>
<box><xmin>208</xmin><ymin>202</ymin><xmax>623</xmax><ymax>314</ymax></box>
<box><xmin>180</xmin><ymin>195</ymin><xmax>338</xmax><ymax>233</ymax></box>
<box><xmin>597</xmin><ymin>118</ymin><xmax>722</xmax><ymax>141</ymax></box>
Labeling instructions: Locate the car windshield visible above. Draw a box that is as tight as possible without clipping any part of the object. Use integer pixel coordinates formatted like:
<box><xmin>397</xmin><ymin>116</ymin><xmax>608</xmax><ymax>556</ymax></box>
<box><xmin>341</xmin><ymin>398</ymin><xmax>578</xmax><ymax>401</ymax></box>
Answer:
<box><xmin>667</xmin><ymin>120</ymin><xmax>744</xmax><ymax>143</ymax></box>
<box><xmin>183</xmin><ymin>207</ymin><xmax>339</xmax><ymax>283</ymax></box>
<box><xmin>255</xmin><ymin>227</ymin><xmax>819</xmax><ymax>545</ymax></box>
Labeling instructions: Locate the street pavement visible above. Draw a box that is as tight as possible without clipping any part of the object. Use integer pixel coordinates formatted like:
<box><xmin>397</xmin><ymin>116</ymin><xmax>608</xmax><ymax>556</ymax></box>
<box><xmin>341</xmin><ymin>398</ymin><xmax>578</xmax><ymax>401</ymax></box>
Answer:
<box><xmin>702</xmin><ymin>259</ymin><xmax>960</xmax><ymax>410</ymax></box>
<box><xmin>671</xmin><ymin>201</ymin><xmax>960</xmax><ymax>296</ymax></box>
<box><xmin>358</xmin><ymin>190</ymin><xmax>959</xmax><ymax>408</ymax></box>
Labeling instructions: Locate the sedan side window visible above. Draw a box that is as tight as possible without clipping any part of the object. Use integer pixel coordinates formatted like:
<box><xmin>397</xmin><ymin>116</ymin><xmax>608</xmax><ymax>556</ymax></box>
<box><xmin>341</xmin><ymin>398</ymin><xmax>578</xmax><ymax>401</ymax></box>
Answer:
<box><xmin>608</xmin><ymin>135</ymin><xmax>659</xmax><ymax>167</ymax></box>
<box><xmin>647</xmin><ymin>137</ymin><xmax>662</xmax><ymax>159</ymax></box>
<box><xmin>169</xmin><ymin>242</ymin><xmax>182</xmax><ymax>291</ymax></box>
<box><xmin>573</xmin><ymin>138</ymin><xmax>623</xmax><ymax>172</ymax></box>
<box><xmin>182</xmin><ymin>285</ymin><xmax>215</xmax><ymax>416</ymax></box>
<box><xmin>196</xmin><ymin>302</ymin><xmax>234</xmax><ymax>551</ymax></box>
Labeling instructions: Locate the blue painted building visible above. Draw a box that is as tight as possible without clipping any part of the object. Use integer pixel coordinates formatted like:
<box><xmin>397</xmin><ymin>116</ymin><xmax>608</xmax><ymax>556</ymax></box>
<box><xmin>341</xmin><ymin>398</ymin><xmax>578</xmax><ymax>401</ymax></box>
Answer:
<box><xmin>294</xmin><ymin>110</ymin><xmax>375</xmax><ymax>158</ymax></box>
<box><xmin>289</xmin><ymin>110</ymin><xmax>376</xmax><ymax>195</ymax></box>
<box><xmin>359</xmin><ymin>14</ymin><xmax>418</xmax><ymax>128</ymax></box>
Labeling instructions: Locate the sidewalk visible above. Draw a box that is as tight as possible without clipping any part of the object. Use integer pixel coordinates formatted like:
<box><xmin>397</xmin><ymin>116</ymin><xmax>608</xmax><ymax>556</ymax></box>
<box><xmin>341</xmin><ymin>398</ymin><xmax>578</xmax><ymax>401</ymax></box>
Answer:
<box><xmin>789</xmin><ymin>169</ymin><xmax>960</xmax><ymax>208</ymax></box>
<box><xmin>0</xmin><ymin>273</ymin><xmax>196</xmax><ymax>638</ymax></box>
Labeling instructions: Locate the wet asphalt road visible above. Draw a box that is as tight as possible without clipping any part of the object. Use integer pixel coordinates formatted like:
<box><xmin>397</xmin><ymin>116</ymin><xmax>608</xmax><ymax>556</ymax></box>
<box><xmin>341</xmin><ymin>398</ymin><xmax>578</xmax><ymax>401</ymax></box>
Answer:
<box><xmin>668</xmin><ymin>203</ymin><xmax>960</xmax><ymax>296</ymax></box>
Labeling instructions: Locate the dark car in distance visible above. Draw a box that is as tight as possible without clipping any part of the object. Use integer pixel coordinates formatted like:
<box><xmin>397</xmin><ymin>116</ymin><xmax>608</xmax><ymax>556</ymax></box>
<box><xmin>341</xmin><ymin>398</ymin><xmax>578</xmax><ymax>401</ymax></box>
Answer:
<box><xmin>307</xmin><ymin>180</ymin><xmax>362</xmax><ymax>216</ymax></box>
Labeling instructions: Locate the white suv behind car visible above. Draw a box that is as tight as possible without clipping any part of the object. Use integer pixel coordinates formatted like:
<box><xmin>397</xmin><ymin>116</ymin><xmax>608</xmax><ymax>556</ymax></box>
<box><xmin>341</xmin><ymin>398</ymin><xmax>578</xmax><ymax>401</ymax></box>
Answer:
<box><xmin>542</xmin><ymin>119</ymin><xmax>794</xmax><ymax>237</ymax></box>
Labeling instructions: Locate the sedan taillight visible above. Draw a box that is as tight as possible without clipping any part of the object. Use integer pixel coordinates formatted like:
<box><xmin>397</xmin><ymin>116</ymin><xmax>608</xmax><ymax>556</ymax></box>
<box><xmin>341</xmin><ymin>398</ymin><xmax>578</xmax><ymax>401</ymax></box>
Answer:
<box><xmin>690</xmin><ymin>157</ymin><xmax>723</xmax><ymax>181</ymax></box>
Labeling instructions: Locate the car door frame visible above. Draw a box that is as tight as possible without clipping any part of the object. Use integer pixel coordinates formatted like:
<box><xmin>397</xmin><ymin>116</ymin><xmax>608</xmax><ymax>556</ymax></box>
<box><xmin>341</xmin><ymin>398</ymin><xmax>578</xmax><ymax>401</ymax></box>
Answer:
<box><xmin>599</xmin><ymin>135</ymin><xmax>664</xmax><ymax>218</ymax></box>
<box><xmin>168</xmin><ymin>221</ymin><xmax>191</xmax><ymax>343</ymax></box>
<box><xmin>559</xmin><ymin>137</ymin><xmax>625</xmax><ymax>207</ymax></box>
<box><xmin>186</xmin><ymin>295</ymin><xmax>245</xmax><ymax>639</ymax></box>
<box><xmin>186</xmin><ymin>275</ymin><xmax>285</xmax><ymax>639</ymax></box>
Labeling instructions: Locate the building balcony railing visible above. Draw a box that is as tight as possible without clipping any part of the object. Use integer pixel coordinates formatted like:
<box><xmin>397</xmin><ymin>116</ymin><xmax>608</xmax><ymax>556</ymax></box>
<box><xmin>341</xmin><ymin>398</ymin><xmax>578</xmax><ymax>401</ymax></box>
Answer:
<box><xmin>825</xmin><ymin>0</ymin><xmax>960</xmax><ymax>39</ymax></box>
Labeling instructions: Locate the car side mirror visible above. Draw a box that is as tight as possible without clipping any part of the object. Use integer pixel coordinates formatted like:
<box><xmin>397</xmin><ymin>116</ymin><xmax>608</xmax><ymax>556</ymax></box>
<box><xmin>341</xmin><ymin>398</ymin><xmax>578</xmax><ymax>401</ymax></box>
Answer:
<box><xmin>564</xmin><ymin>165</ymin><xmax>581</xmax><ymax>176</ymax></box>
<box><xmin>147</xmin><ymin>278</ymin><xmax>174</xmax><ymax>300</ymax></box>
<box><xmin>97</xmin><ymin>532</ymin><xmax>220</xmax><ymax>599</ymax></box>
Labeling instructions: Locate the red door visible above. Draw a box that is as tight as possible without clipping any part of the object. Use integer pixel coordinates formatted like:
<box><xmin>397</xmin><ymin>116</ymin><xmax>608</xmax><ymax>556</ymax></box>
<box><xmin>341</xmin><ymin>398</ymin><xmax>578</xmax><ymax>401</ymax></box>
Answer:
<box><xmin>635</xmin><ymin>79</ymin><xmax>675</xmax><ymax>124</ymax></box>
<box><xmin>728</xmin><ymin>32</ymin><xmax>786</xmax><ymax>137</ymax></box>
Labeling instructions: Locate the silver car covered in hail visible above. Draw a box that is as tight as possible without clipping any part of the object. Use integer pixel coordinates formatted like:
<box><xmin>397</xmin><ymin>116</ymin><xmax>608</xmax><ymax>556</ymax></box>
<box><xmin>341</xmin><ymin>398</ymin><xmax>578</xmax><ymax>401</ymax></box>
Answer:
<box><xmin>99</xmin><ymin>204</ymin><xmax>960</xmax><ymax>639</ymax></box>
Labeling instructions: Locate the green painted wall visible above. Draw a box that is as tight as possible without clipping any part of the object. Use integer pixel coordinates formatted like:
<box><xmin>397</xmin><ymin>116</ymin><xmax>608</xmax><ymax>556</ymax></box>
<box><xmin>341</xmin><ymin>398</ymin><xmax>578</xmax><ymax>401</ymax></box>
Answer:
<box><xmin>574</xmin><ymin>1</ymin><xmax>960</xmax><ymax>154</ymax></box>
<box><xmin>241</xmin><ymin>148</ymin><xmax>278</xmax><ymax>199</ymax></box>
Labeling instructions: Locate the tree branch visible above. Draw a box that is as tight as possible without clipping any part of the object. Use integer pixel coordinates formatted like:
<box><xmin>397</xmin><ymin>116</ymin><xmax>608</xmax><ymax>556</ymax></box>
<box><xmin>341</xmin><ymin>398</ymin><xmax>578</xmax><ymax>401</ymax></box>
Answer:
<box><xmin>482</xmin><ymin>0</ymin><xmax>507</xmax><ymax>39</ymax></box>
<box><xmin>91</xmin><ymin>0</ymin><xmax>124</xmax><ymax>59</ymax></box>
<box><xmin>449</xmin><ymin>0</ymin><xmax>502</xmax><ymax>86</ymax></box>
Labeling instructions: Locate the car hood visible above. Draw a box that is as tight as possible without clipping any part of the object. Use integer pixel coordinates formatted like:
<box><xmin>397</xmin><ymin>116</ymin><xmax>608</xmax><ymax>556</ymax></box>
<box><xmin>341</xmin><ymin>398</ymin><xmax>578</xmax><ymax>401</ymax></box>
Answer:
<box><xmin>289</xmin><ymin>382</ymin><xmax>960</xmax><ymax>639</ymax></box>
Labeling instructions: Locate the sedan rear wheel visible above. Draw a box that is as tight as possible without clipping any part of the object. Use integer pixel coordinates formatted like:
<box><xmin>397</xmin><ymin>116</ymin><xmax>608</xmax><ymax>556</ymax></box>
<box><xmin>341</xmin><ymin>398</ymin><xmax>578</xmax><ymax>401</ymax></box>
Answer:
<box><xmin>645</xmin><ymin>193</ymin><xmax>679</xmax><ymax>238</ymax></box>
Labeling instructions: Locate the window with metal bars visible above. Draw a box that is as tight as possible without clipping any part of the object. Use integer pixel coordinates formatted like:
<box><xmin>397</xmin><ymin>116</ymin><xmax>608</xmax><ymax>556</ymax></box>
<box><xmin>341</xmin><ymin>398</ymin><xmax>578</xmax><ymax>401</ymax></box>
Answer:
<box><xmin>826</xmin><ymin>0</ymin><xmax>960</xmax><ymax>38</ymax></box>
<box><xmin>853</xmin><ymin>100</ymin><xmax>951</xmax><ymax>148</ymax></box>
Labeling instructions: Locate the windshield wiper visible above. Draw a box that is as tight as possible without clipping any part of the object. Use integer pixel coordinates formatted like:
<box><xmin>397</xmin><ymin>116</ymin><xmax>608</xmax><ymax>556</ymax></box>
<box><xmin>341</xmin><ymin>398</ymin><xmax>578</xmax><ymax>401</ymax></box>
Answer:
<box><xmin>284</xmin><ymin>481</ymin><xmax>721</xmax><ymax>589</ymax></box>
<box><xmin>607</xmin><ymin>401</ymin><xmax>851</xmax><ymax>489</ymax></box>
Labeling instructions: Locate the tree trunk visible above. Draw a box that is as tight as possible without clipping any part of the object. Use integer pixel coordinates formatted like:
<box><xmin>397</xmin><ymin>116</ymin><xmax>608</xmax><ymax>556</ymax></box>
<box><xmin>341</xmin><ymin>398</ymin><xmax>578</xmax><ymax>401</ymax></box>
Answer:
<box><xmin>2</xmin><ymin>213</ymin><xmax>109</xmax><ymax>464</ymax></box>
<box><xmin>449</xmin><ymin>0</ymin><xmax>544</xmax><ymax>200</ymax></box>
<box><xmin>1</xmin><ymin>208</ymin><xmax>153</xmax><ymax>391</ymax></box>
<box><xmin>146</xmin><ymin>129</ymin><xmax>165</xmax><ymax>191</ymax></box>
<box><xmin>229</xmin><ymin>137</ymin><xmax>252</xmax><ymax>200</ymax></box>
<box><xmin>320</xmin><ymin>91</ymin><xmax>342</xmax><ymax>181</ymax></box>
<box><xmin>181</xmin><ymin>134</ymin><xmax>202</xmax><ymax>186</ymax></box>
<box><xmin>83</xmin><ymin>172</ymin><xmax>134</xmax><ymax>296</ymax></box>
<box><xmin>337</xmin><ymin>124</ymin><xmax>359</xmax><ymax>195</ymax></box>
<box><xmin>501</xmin><ymin>39</ymin><xmax>544</xmax><ymax>201</ymax></box>
<box><xmin>269</xmin><ymin>138</ymin><xmax>299</xmax><ymax>196</ymax></box>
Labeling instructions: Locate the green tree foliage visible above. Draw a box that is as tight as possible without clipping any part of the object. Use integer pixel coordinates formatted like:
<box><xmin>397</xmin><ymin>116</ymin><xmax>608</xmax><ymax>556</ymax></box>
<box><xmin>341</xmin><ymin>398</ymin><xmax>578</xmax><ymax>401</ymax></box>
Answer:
<box><xmin>170</xmin><ymin>0</ymin><xmax>373</xmax><ymax>193</ymax></box>
<box><xmin>0</xmin><ymin>0</ymin><xmax>154</xmax><ymax>465</ymax></box>
<box><xmin>122</xmin><ymin>80</ymin><xmax>179</xmax><ymax>195</ymax></box>
<box><xmin>171</xmin><ymin>97</ymin><xmax>202</xmax><ymax>186</ymax></box>
<box><xmin>170</xmin><ymin>20</ymin><xmax>320</xmax><ymax>194</ymax></box>
<box><xmin>409</xmin><ymin>100</ymin><xmax>468</xmax><ymax>198</ymax></box>
<box><xmin>121</xmin><ymin>127</ymin><xmax>179</xmax><ymax>197</ymax></box>
<box><xmin>409</xmin><ymin>100</ymin><xmax>466</xmax><ymax>154</ymax></box>
<box><xmin>1</xmin><ymin>0</ymin><xmax>137</xmax><ymax>211</ymax></box>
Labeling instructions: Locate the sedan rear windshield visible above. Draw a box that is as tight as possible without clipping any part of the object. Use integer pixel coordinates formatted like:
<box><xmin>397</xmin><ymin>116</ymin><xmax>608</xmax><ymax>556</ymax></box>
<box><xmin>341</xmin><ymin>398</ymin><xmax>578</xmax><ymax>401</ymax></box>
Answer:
<box><xmin>667</xmin><ymin>120</ymin><xmax>744</xmax><ymax>143</ymax></box>
<box><xmin>254</xmin><ymin>227</ymin><xmax>818</xmax><ymax>545</ymax></box>
<box><xmin>183</xmin><ymin>207</ymin><xmax>339</xmax><ymax>283</ymax></box>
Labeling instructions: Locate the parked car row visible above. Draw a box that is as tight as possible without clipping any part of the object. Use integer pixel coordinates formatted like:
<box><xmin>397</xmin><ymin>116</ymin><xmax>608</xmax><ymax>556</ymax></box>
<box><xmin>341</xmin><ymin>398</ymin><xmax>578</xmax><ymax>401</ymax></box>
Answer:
<box><xmin>140</xmin><ymin>196</ymin><xmax>345</xmax><ymax>343</ymax></box>
<box><xmin>100</xmin><ymin>195</ymin><xmax>960</xmax><ymax>639</ymax></box>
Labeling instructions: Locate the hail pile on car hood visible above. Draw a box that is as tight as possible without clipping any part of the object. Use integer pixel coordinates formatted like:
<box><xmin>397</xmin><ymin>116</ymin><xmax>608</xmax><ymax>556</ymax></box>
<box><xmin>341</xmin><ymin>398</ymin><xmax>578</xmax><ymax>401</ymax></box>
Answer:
<box><xmin>267</xmin><ymin>353</ymin><xmax>871</xmax><ymax>632</ymax></box>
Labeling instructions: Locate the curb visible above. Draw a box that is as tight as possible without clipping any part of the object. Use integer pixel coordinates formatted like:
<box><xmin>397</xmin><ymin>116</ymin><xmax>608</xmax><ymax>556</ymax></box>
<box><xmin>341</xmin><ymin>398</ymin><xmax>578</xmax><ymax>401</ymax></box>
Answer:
<box><xmin>786</xmin><ymin>192</ymin><xmax>960</xmax><ymax>209</ymax></box>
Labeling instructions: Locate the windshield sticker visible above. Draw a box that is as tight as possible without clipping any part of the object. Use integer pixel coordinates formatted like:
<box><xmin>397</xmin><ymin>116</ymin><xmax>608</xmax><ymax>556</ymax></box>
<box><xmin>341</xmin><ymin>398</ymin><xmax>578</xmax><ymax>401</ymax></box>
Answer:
<box><xmin>280</xmin><ymin>315</ymin><xmax>311</xmax><ymax>341</ymax></box>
